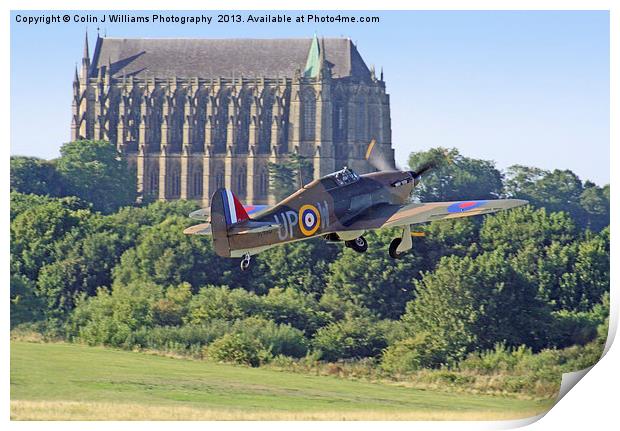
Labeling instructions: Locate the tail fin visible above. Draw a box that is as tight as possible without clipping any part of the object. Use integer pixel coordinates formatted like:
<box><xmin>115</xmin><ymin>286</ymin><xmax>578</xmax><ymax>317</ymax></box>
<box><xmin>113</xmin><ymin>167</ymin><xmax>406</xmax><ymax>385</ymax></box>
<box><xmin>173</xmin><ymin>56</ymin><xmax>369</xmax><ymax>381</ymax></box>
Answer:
<box><xmin>210</xmin><ymin>188</ymin><xmax>250</xmax><ymax>257</ymax></box>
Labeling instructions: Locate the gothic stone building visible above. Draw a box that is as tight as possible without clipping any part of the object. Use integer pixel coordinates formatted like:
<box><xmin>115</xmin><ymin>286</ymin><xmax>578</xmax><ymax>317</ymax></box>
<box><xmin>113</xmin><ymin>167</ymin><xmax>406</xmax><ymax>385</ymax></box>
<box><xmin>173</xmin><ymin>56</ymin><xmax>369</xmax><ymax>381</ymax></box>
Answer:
<box><xmin>71</xmin><ymin>33</ymin><xmax>394</xmax><ymax>206</ymax></box>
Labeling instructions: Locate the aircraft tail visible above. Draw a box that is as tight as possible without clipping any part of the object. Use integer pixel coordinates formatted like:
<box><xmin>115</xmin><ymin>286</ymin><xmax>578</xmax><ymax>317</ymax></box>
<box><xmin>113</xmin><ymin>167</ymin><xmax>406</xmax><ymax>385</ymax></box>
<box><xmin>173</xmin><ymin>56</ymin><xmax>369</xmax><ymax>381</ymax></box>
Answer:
<box><xmin>210</xmin><ymin>188</ymin><xmax>250</xmax><ymax>257</ymax></box>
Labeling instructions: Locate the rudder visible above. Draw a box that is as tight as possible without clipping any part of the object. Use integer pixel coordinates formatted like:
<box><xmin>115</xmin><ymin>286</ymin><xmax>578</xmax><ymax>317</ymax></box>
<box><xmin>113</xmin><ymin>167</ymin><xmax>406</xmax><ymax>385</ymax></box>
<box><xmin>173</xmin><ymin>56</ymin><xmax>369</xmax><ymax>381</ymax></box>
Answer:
<box><xmin>210</xmin><ymin>188</ymin><xmax>250</xmax><ymax>257</ymax></box>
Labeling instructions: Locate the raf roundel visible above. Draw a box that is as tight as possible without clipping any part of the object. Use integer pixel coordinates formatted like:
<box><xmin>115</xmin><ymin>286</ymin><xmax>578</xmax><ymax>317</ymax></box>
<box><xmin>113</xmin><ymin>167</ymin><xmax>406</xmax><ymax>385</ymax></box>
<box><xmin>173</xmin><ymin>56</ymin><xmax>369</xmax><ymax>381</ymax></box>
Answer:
<box><xmin>298</xmin><ymin>204</ymin><xmax>321</xmax><ymax>236</ymax></box>
<box><xmin>446</xmin><ymin>200</ymin><xmax>487</xmax><ymax>213</ymax></box>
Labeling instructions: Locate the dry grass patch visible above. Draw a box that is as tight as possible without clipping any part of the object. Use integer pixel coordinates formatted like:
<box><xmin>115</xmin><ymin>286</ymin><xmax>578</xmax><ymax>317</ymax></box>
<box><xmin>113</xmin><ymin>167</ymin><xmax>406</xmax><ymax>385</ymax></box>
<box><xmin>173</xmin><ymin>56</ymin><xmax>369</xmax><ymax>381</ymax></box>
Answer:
<box><xmin>10</xmin><ymin>400</ymin><xmax>549</xmax><ymax>421</ymax></box>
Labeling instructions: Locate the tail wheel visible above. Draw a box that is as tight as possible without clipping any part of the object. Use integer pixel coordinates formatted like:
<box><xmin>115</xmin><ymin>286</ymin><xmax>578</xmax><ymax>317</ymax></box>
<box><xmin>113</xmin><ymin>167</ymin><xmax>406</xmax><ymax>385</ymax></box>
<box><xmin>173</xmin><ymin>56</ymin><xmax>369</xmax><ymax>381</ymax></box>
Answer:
<box><xmin>240</xmin><ymin>254</ymin><xmax>251</xmax><ymax>271</ymax></box>
<box><xmin>345</xmin><ymin>236</ymin><xmax>368</xmax><ymax>253</ymax></box>
<box><xmin>389</xmin><ymin>238</ymin><xmax>404</xmax><ymax>259</ymax></box>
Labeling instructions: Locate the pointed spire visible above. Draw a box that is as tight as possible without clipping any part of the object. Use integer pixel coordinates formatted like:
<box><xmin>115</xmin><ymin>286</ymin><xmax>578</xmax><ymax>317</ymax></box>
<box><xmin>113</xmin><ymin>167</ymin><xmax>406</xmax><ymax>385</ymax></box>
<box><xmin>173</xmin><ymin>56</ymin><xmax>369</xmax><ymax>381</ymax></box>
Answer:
<box><xmin>380</xmin><ymin>67</ymin><xmax>384</xmax><ymax>81</ymax></box>
<box><xmin>81</xmin><ymin>30</ymin><xmax>91</xmax><ymax>79</ymax></box>
<box><xmin>83</xmin><ymin>31</ymin><xmax>90</xmax><ymax>59</ymax></box>
<box><xmin>303</xmin><ymin>33</ymin><xmax>321</xmax><ymax>78</ymax></box>
<box><xmin>74</xmin><ymin>64</ymin><xmax>79</xmax><ymax>83</ymax></box>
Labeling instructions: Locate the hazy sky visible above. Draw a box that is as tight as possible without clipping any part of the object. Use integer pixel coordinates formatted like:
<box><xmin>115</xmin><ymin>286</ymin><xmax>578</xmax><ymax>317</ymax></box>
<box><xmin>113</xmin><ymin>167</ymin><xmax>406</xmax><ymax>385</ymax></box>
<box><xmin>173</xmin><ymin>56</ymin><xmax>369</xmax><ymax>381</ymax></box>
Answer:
<box><xmin>10</xmin><ymin>10</ymin><xmax>610</xmax><ymax>185</ymax></box>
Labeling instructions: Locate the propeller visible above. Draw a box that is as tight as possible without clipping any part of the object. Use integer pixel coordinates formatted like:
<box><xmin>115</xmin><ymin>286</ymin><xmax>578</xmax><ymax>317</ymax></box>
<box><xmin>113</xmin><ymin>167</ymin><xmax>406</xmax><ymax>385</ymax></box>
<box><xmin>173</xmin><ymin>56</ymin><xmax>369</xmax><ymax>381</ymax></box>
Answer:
<box><xmin>364</xmin><ymin>139</ymin><xmax>450</xmax><ymax>183</ymax></box>
<box><xmin>364</xmin><ymin>138</ymin><xmax>398</xmax><ymax>172</ymax></box>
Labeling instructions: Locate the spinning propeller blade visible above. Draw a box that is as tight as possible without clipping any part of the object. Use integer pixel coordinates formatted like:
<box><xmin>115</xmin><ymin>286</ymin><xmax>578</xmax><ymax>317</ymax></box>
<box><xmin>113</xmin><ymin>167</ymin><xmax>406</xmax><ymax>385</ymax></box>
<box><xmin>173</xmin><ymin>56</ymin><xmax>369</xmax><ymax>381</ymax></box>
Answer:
<box><xmin>364</xmin><ymin>138</ymin><xmax>398</xmax><ymax>172</ymax></box>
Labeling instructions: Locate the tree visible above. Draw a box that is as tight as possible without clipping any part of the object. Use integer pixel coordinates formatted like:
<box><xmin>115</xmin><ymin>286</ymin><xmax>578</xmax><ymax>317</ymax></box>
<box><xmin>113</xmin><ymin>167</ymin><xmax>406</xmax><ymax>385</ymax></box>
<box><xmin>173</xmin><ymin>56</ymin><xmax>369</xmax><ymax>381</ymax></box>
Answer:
<box><xmin>503</xmin><ymin>166</ymin><xmax>607</xmax><ymax>230</ymax></box>
<box><xmin>402</xmin><ymin>250</ymin><xmax>551</xmax><ymax>366</ymax></box>
<box><xmin>408</xmin><ymin>147</ymin><xmax>503</xmax><ymax>202</ymax></box>
<box><xmin>579</xmin><ymin>182</ymin><xmax>610</xmax><ymax>231</ymax></box>
<box><xmin>312</xmin><ymin>317</ymin><xmax>387</xmax><ymax>361</ymax></box>
<box><xmin>256</xmin><ymin>238</ymin><xmax>340</xmax><ymax>297</ymax></box>
<box><xmin>479</xmin><ymin>205</ymin><xmax>576</xmax><ymax>255</ymax></box>
<box><xmin>11</xmin><ymin>197</ymin><xmax>92</xmax><ymax>281</ymax></box>
<box><xmin>112</xmin><ymin>216</ymin><xmax>256</xmax><ymax>291</ymax></box>
<box><xmin>10</xmin><ymin>274</ymin><xmax>44</xmax><ymax>327</ymax></box>
<box><xmin>325</xmin><ymin>230</ymin><xmax>421</xmax><ymax>319</ymax></box>
<box><xmin>55</xmin><ymin>140</ymin><xmax>137</xmax><ymax>213</ymax></box>
<box><xmin>268</xmin><ymin>154</ymin><xmax>313</xmax><ymax>202</ymax></box>
<box><xmin>10</xmin><ymin>156</ymin><xmax>64</xmax><ymax>196</ymax></box>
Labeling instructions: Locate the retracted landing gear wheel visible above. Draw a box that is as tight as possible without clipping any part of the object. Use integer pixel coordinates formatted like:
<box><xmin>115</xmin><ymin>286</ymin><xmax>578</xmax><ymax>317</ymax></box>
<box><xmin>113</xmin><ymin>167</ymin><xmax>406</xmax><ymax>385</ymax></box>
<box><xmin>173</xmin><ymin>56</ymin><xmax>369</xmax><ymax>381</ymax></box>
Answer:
<box><xmin>240</xmin><ymin>253</ymin><xmax>251</xmax><ymax>271</ymax></box>
<box><xmin>389</xmin><ymin>238</ymin><xmax>404</xmax><ymax>259</ymax></box>
<box><xmin>345</xmin><ymin>236</ymin><xmax>368</xmax><ymax>253</ymax></box>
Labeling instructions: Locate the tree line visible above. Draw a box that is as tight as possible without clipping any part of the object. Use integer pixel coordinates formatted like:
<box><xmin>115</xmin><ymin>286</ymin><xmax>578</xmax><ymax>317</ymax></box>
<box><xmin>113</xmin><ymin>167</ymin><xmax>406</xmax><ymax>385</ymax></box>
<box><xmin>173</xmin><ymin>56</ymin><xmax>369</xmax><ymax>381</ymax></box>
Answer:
<box><xmin>10</xmin><ymin>140</ymin><xmax>610</xmax><ymax>382</ymax></box>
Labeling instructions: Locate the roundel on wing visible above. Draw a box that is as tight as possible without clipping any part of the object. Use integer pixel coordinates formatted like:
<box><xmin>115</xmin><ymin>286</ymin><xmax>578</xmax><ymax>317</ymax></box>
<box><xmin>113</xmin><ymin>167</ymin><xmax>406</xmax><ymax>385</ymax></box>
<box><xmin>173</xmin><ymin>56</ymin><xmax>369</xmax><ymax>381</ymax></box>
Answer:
<box><xmin>298</xmin><ymin>204</ymin><xmax>321</xmax><ymax>236</ymax></box>
<box><xmin>447</xmin><ymin>200</ymin><xmax>487</xmax><ymax>213</ymax></box>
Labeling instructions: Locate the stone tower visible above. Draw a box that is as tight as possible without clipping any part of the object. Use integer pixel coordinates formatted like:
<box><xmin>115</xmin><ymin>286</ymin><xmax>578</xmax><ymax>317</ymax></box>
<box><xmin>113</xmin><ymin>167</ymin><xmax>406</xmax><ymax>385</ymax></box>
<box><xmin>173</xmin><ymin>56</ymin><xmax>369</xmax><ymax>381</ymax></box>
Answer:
<box><xmin>71</xmin><ymin>33</ymin><xmax>394</xmax><ymax>206</ymax></box>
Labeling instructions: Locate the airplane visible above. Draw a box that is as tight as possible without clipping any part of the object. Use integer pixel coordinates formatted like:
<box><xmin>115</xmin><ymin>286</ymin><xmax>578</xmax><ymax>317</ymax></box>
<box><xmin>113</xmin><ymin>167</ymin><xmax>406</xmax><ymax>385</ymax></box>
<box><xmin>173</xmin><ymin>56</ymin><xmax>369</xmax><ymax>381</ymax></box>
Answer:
<box><xmin>184</xmin><ymin>142</ymin><xmax>528</xmax><ymax>271</ymax></box>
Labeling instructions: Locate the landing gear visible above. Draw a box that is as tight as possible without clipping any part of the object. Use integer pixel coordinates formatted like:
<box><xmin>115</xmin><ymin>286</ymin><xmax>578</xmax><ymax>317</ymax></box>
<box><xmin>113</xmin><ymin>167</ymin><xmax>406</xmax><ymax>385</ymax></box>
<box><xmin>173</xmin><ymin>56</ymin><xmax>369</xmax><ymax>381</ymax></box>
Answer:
<box><xmin>240</xmin><ymin>253</ymin><xmax>251</xmax><ymax>271</ymax></box>
<box><xmin>345</xmin><ymin>236</ymin><xmax>368</xmax><ymax>253</ymax></box>
<box><xmin>389</xmin><ymin>238</ymin><xmax>404</xmax><ymax>259</ymax></box>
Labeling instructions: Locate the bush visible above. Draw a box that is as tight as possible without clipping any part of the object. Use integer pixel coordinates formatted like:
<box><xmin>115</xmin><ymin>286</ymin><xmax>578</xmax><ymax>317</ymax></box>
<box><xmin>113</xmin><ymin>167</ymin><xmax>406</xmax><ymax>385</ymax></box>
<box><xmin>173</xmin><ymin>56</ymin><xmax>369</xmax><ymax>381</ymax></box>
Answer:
<box><xmin>312</xmin><ymin>318</ymin><xmax>387</xmax><ymax>361</ymax></box>
<box><xmin>259</xmin><ymin>288</ymin><xmax>331</xmax><ymax>335</ymax></box>
<box><xmin>380</xmin><ymin>332</ymin><xmax>442</xmax><ymax>373</ymax></box>
<box><xmin>205</xmin><ymin>333</ymin><xmax>268</xmax><ymax>367</ymax></box>
<box><xmin>131</xmin><ymin>322</ymin><xmax>232</xmax><ymax>356</ymax></box>
<box><xmin>186</xmin><ymin>286</ymin><xmax>262</xmax><ymax>324</ymax></box>
<box><xmin>459</xmin><ymin>344</ymin><xmax>533</xmax><ymax>374</ymax></box>
<box><xmin>68</xmin><ymin>282</ymin><xmax>162</xmax><ymax>347</ymax></box>
<box><xmin>231</xmin><ymin>317</ymin><xmax>308</xmax><ymax>358</ymax></box>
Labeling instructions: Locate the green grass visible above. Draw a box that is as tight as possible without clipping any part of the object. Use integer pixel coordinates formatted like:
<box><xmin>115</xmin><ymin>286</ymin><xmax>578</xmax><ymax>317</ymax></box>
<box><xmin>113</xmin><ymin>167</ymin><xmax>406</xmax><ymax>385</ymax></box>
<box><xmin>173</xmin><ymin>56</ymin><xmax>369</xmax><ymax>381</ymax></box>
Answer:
<box><xmin>10</xmin><ymin>341</ymin><xmax>554</xmax><ymax>420</ymax></box>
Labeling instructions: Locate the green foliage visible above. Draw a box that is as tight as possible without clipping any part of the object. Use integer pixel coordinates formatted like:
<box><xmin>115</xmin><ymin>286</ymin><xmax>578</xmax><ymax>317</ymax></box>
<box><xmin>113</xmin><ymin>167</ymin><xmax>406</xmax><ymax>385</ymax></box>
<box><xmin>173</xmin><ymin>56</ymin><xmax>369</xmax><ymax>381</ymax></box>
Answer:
<box><xmin>55</xmin><ymin>140</ymin><xmax>137</xmax><ymax>213</ymax></box>
<box><xmin>408</xmin><ymin>147</ymin><xmax>503</xmax><ymax>202</ymax></box>
<box><xmin>206</xmin><ymin>333</ymin><xmax>268</xmax><ymax>367</ymax></box>
<box><xmin>380</xmin><ymin>332</ymin><xmax>442</xmax><ymax>373</ymax></box>
<box><xmin>229</xmin><ymin>317</ymin><xmax>308</xmax><ymax>358</ymax></box>
<box><xmin>260</xmin><ymin>288</ymin><xmax>331</xmax><ymax>334</ymax></box>
<box><xmin>268</xmin><ymin>154</ymin><xmax>313</xmax><ymax>202</ymax></box>
<box><xmin>9</xmin><ymin>143</ymin><xmax>610</xmax><ymax>382</ymax></box>
<box><xmin>10</xmin><ymin>274</ymin><xmax>44</xmax><ymax>327</ymax></box>
<box><xmin>186</xmin><ymin>286</ymin><xmax>262</xmax><ymax>324</ymax></box>
<box><xmin>402</xmin><ymin>250</ymin><xmax>551</xmax><ymax>366</ymax></box>
<box><xmin>10</xmin><ymin>156</ymin><xmax>64</xmax><ymax>196</ymax></box>
<box><xmin>257</xmin><ymin>238</ymin><xmax>340</xmax><ymax>296</ymax></box>
<box><xmin>312</xmin><ymin>317</ymin><xmax>387</xmax><ymax>361</ymax></box>
<box><xmin>480</xmin><ymin>205</ymin><xmax>576</xmax><ymax>254</ymax></box>
<box><xmin>68</xmin><ymin>282</ymin><xmax>162</xmax><ymax>347</ymax></box>
<box><xmin>504</xmin><ymin>165</ymin><xmax>609</xmax><ymax>231</ymax></box>
<box><xmin>10</xmin><ymin>196</ymin><xmax>92</xmax><ymax>281</ymax></box>
<box><xmin>325</xmin><ymin>230</ymin><xmax>420</xmax><ymax>319</ymax></box>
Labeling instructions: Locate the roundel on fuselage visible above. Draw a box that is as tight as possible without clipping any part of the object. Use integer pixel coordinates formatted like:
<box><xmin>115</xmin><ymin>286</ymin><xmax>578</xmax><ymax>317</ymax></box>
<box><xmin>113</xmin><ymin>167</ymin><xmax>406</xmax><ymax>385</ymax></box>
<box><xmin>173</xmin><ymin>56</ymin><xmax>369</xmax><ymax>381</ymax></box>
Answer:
<box><xmin>298</xmin><ymin>204</ymin><xmax>321</xmax><ymax>236</ymax></box>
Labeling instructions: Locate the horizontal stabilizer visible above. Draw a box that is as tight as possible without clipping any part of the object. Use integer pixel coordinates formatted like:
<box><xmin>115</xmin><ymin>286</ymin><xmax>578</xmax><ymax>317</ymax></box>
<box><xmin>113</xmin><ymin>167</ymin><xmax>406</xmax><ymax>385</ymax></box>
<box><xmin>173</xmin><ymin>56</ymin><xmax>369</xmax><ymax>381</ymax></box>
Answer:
<box><xmin>189</xmin><ymin>208</ymin><xmax>209</xmax><ymax>221</ymax></box>
<box><xmin>228</xmin><ymin>220</ymin><xmax>281</xmax><ymax>235</ymax></box>
<box><xmin>183</xmin><ymin>223</ymin><xmax>212</xmax><ymax>236</ymax></box>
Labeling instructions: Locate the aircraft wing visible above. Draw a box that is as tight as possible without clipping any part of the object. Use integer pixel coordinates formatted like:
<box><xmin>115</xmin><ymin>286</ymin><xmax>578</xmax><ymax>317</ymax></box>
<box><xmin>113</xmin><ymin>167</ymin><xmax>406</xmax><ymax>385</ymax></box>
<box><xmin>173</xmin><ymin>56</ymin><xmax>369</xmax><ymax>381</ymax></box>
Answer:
<box><xmin>348</xmin><ymin>199</ymin><xmax>528</xmax><ymax>230</ymax></box>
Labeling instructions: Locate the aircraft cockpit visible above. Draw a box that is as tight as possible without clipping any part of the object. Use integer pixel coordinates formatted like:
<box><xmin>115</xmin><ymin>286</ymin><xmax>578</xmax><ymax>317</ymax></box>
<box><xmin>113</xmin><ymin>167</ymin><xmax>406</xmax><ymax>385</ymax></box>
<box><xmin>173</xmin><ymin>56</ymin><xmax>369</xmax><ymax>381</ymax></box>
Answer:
<box><xmin>321</xmin><ymin>167</ymin><xmax>360</xmax><ymax>189</ymax></box>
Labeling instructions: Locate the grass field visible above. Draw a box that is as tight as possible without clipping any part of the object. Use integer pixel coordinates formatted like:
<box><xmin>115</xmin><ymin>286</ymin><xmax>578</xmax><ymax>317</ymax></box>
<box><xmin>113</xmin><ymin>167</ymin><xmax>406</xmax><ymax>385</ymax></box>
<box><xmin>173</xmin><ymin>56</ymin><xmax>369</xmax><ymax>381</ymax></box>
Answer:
<box><xmin>10</xmin><ymin>341</ymin><xmax>555</xmax><ymax>420</ymax></box>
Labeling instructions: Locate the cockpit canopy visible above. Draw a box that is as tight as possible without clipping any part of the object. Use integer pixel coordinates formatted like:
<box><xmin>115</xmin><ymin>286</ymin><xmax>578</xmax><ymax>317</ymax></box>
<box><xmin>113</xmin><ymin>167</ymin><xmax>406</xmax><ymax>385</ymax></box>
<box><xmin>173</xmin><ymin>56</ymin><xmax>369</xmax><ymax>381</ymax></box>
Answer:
<box><xmin>321</xmin><ymin>167</ymin><xmax>360</xmax><ymax>189</ymax></box>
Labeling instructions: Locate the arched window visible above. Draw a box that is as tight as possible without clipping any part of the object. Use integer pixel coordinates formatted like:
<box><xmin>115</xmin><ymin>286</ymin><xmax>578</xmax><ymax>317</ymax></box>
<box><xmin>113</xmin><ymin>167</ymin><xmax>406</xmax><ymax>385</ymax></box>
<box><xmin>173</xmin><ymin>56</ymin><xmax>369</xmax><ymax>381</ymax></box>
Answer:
<box><xmin>236</xmin><ymin>166</ymin><xmax>247</xmax><ymax>196</ymax></box>
<box><xmin>355</xmin><ymin>97</ymin><xmax>367</xmax><ymax>141</ymax></box>
<box><xmin>260</xmin><ymin>168</ymin><xmax>269</xmax><ymax>197</ymax></box>
<box><xmin>214</xmin><ymin>91</ymin><xmax>229</xmax><ymax>153</ymax></box>
<box><xmin>300</xmin><ymin>87</ymin><xmax>316</xmax><ymax>141</ymax></box>
<box><xmin>215</xmin><ymin>170</ymin><xmax>225</xmax><ymax>189</ymax></box>
<box><xmin>148</xmin><ymin>166</ymin><xmax>159</xmax><ymax>194</ymax></box>
<box><xmin>168</xmin><ymin>166</ymin><xmax>181</xmax><ymax>198</ymax></box>
<box><xmin>192</xmin><ymin>166</ymin><xmax>203</xmax><ymax>198</ymax></box>
<box><xmin>259</xmin><ymin>90</ymin><xmax>274</xmax><ymax>152</ymax></box>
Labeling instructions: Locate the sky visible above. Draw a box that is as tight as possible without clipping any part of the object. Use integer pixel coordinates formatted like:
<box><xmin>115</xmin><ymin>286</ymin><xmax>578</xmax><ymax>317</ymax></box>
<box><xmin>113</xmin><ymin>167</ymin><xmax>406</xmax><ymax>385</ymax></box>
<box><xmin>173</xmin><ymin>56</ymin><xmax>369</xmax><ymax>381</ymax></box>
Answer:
<box><xmin>10</xmin><ymin>10</ymin><xmax>610</xmax><ymax>185</ymax></box>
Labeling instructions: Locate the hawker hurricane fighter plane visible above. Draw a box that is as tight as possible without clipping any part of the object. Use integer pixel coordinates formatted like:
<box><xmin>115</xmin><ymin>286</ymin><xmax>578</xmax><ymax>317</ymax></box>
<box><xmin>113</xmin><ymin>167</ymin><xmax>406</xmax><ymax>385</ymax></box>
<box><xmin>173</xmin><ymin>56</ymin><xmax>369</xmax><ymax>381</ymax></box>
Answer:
<box><xmin>184</xmin><ymin>143</ymin><xmax>527</xmax><ymax>271</ymax></box>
